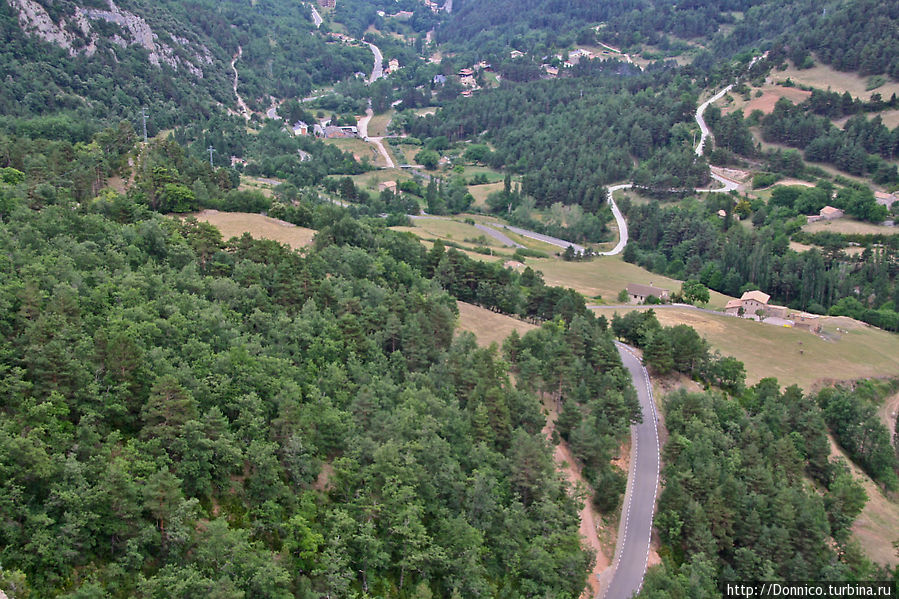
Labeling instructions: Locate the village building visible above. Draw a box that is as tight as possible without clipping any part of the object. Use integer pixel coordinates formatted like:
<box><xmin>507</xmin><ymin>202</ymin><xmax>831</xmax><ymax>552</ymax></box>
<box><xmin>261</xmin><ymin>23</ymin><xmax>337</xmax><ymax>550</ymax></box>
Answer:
<box><xmin>567</xmin><ymin>49</ymin><xmax>592</xmax><ymax>65</ymax></box>
<box><xmin>292</xmin><ymin>121</ymin><xmax>308</xmax><ymax>136</ymax></box>
<box><xmin>433</xmin><ymin>74</ymin><xmax>447</xmax><ymax>85</ymax></box>
<box><xmin>808</xmin><ymin>205</ymin><xmax>844</xmax><ymax>223</ymax></box>
<box><xmin>510</xmin><ymin>50</ymin><xmax>524</xmax><ymax>59</ymax></box>
<box><xmin>458</xmin><ymin>67</ymin><xmax>474</xmax><ymax>78</ymax></box>
<box><xmin>378</xmin><ymin>180</ymin><xmax>398</xmax><ymax>193</ymax></box>
<box><xmin>460</xmin><ymin>75</ymin><xmax>477</xmax><ymax>87</ymax></box>
<box><xmin>791</xmin><ymin>312</ymin><xmax>822</xmax><ymax>334</ymax></box>
<box><xmin>318</xmin><ymin>125</ymin><xmax>357</xmax><ymax>139</ymax></box>
<box><xmin>318</xmin><ymin>0</ymin><xmax>335</xmax><ymax>7</ymax></box>
<box><xmin>626</xmin><ymin>283</ymin><xmax>669</xmax><ymax>304</ymax></box>
<box><xmin>725</xmin><ymin>290</ymin><xmax>789</xmax><ymax>320</ymax></box>
<box><xmin>388</xmin><ymin>58</ymin><xmax>400</xmax><ymax>72</ymax></box>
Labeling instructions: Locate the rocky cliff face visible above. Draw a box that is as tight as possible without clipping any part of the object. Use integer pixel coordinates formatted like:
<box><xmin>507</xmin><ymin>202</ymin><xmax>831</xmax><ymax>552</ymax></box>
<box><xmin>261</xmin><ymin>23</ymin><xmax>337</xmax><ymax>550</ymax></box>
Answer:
<box><xmin>8</xmin><ymin>0</ymin><xmax>214</xmax><ymax>77</ymax></box>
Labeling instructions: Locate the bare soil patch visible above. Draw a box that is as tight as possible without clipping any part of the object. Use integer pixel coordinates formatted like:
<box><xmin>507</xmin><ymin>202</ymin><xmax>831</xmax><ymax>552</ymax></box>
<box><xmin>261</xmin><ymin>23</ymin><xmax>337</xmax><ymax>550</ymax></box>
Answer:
<box><xmin>722</xmin><ymin>85</ymin><xmax>812</xmax><ymax>115</ymax></box>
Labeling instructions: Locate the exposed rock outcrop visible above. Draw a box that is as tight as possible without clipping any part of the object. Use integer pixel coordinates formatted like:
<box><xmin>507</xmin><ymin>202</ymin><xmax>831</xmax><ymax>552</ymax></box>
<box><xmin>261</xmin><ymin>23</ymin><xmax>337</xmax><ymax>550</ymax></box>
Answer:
<box><xmin>9</xmin><ymin>0</ymin><xmax>214</xmax><ymax>77</ymax></box>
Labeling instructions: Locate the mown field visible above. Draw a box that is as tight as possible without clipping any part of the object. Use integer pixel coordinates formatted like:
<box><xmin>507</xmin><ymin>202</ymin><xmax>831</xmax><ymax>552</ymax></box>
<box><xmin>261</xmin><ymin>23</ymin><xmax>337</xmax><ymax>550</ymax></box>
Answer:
<box><xmin>532</xmin><ymin>255</ymin><xmax>734</xmax><ymax>308</ymax></box>
<box><xmin>590</xmin><ymin>305</ymin><xmax>899</xmax><ymax>390</ymax></box>
<box><xmin>324</xmin><ymin>137</ymin><xmax>388</xmax><ymax>167</ymax></box>
<box><xmin>187</xmin><ymin>210</ymin><xmax>316</xmax><ymax>249</ymax></box>
<box><xmin>772</xmin><ymin>60</ymin><xmax>899</xmax><ymax>101</ymax></box>
<box><xmin>803</xmin><ymin>219</ymin><xmax>897</xmax><ymax>235</ymax></box>
<box><xmin>456</xmin><ymin>301</ymin><xmax>537</xmax><ymax>346</ymax></box>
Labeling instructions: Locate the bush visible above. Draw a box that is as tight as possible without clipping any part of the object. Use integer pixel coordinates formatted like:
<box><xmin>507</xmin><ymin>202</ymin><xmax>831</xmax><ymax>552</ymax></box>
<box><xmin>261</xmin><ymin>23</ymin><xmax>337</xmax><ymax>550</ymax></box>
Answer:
<box><xmin>752</xmin><ymin>172</ymin><xmax>781</xmax><ymax>189</ymax></box>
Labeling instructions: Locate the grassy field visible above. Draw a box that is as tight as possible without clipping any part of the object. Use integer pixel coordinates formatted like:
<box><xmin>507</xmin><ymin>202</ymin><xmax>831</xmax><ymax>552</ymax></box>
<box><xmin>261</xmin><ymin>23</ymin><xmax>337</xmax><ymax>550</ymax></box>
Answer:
<box><xmin>404</xmin><ymin>236</ymin><xmax>510</xmax><ymax>262</ymax></box>
<box><xmin>591</xmin><ymin>306</ymin><xmax>899</xmax><ymax>389</ymax></box>
<box><xmin>803</xmin><ymin>219</ymin><xmax>898</xmax><ymax>236</ymax></box>
<box><xmin>456</xmin><ymin>301</ymin><xmax>537</xmax><ymax>346</ymax></box>
<box><xmin>395</xmin><ymin>218</ymin><xmax>501</xmax><ymax>246</ymax></box>
<box><xmin>828</xmin><ymin>436</ymin><xmax>899</xmax><ymax>567</ymax></box>
<box><xmin>790</xmin><ymin>241</ymin><xmax>865</xmax><ymax>256</ymax></box>
<box><xmin>367</xmin><ymin>111</ymin><xmax>393</xmax><ymax>137</ymax></box>
<box><xmin>188</xmin><ymin>210</ymin><xmax>315</xmax><ymax>249</ymax></box>
<box><xmin>531</xmin><ymin>255</ymin><xmax>733</xmax><ymax>307</ymax></box>
<box><xmin>772</xmin><ymin>60</ymin><xmax>899</xmax><ymax>101</ymax></box>
<box><xmin>324</xmin><ymin>138</ymin><xmax>387</xmax><ymax>167</ymax></box>
<box><xmin>719</xmin><ymin>84</ymin><xmax>811</xmax><ymax>115</ymax></box>
<box><xmin>877</xmin><ymin>109</ymin><xmax>899</xmax><ymax>129</ymax></box>
<box><xmin>239</xmin><ymin>175</ymin><xmax>285</xmax><ymax>197</ymax></box>
<box><xmin>350</xmin><ymin>168</ymin><xmax>414</xmax><ymax>191</ymax></box>
<box><xmin>457</xmin><ymin>165</ymin><xmax>505</xmax><ymax>183</ymax></box>
<box><xmin>468</xmin><ymin>181</ymin><xmax>504</xmax><ymax>208</ymax></box>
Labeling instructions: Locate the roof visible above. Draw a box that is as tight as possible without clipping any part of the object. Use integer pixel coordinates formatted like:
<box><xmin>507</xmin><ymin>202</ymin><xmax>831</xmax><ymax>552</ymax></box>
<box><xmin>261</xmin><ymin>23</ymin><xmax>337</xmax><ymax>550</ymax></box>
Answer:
<box><xmin>725</xmin><ymin>299</ymin><xmax>742</xmax><ymax>309</ymax></box>
<box><xmin>740</xmin><ymin>290</ymin><xmax>770</xmax><ymax>304</ymax></box>
<box><xmin>820</xmin><ymin>205</ymin><xmax>842</xmax><ymax>216</ymax></box>
<box><xmin>626</xmin><ymin>283</ymin><xmax>667</xmax><ymax>297</ymax></box>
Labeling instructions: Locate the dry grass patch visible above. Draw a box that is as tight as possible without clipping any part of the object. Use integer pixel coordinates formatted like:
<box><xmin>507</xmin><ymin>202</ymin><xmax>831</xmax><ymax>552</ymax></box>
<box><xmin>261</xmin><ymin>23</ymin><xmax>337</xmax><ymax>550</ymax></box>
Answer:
<box><xmin>803</xmin><ymin>219</ymin><xmax>898</xmax><ymax>236</ymax></box>
<box><xmin>403</xmin><ymin>236</ymin><xmax>508</xmax><ymax>262</ymax></box>
<box><xmin>876</xmin><ymin>110</ymin><xmax>899</xmax><ymax>129</ymax></box>
<box><xmin>350</xmin><ymin>169</ymin><xmax>413</xmax><ymax>189</ymax></box>
<box><xmin>367</xmin><ymin>111</ymin><xmax>393</xmax><ymax>137</ymax></box>
<box><xmin>396</xmin><ymin>218</ymin><xmax>496</xmax><ymax>245</ymax></box>
<box><xmin>190</xmin><ymin>210</ymin><xmax>315</xmax><ymax>249</ymax></box>
<box><xmin>469</xmin><ymin>181</ymin><xmax>504</xmax><ymax>208</ymax></box>
<box><xmin>720</xmin><ymin>85</ymin><xmax>811</xmax><ymax>115</ymax></box>
<box><xmin>456</xmin><ymin>301</ymin><xmax>537</xmax><ymax>346</ymax></box>
<box><xmin>772</xmin><ymin>61</ymin><xmax>899</xmax><ymax>101</ymax></box>
<box><xmin>590</xmin><ymin>306</ymin><xmax>899</xmax><ymax>389</ymax></box>
<box><xmin>532</xmin><ymin>256</ymin><xmax>734</xmax><ymax>308</ymax></box>
<box><xmin>828</xmin><ymin>437</ymin><xmax>899</xmax><ymax>567</ymax></box>
<box><xmin>324</xmin><ymin>138</ymin><xmax>386</xmax><ymax>167</ymax></box>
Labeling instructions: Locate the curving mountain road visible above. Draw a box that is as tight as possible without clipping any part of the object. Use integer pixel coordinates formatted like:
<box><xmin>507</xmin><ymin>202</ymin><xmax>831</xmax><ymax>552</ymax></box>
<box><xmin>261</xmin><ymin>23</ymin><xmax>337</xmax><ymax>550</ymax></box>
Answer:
<box><xmin>475</xmin><ymin>224</ymin><xmax>524</xmax><ymax>248</ymax></box>
<box><xmin>501</xmin><ymin>224</ymin><xmax>585</xmax><ymax>254</ymax></box>
<box><xmin>366</xmin><ymin>42</ymin><xmax>385</xmax><ymax>83</ymax></box>
<box><xmin>695</xmin><ymin>85</ymin><xmax>734</xmax><ymax>157</ymax></box>
<box><xmin>231</xmin><ymin>46</ymin><xmax>251</xmax><ymax>121</ymax></box>
<box><xmin>602</xmin><ymin>343</ymin><xmax>660</xmax><ymax>599</ymax></box>
<box><xmin>598</xmin><ymin>184</ymin><xmax>633</xmax><ymax>256</ymax></box>
<box><xmin>309</xmin><ymin>5</ymin><xmax>323</xmax><ymax>28</ymax></box>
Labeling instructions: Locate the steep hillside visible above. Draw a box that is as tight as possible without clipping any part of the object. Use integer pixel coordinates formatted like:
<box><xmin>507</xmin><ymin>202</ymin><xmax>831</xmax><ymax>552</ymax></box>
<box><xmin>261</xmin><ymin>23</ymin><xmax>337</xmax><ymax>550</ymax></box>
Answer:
<box><xmin>0</xmin><ymin>0</ymin><xmax>370</xmax><ymax>128</ymax></box>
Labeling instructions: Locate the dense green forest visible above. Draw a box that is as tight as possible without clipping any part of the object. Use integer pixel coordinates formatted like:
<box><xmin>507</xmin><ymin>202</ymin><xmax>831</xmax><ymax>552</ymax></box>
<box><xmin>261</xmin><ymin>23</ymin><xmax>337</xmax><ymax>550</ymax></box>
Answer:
<box><xmin>0</xmin><ymin>0</ymin><xmax>370</xmax><ymax>126</ymax></box>
<box><xmin>621</xmin><ymin>196</ymin><xmax>899</xmax><ymax>331</ymax></box>
<box><xmin>439</xmin><ymin>0</ymin><xmax>898</xmax><ymax>81</ymax></box>
<box><xmin>0</xmin><ymin>166</ymin><xmax>647</xmax><ymax>597</ymax></box>
<box><xmin>2</xmin><ymin>1</ymin><xmax>899</xmax><ymax>597</ymax></box>
<box><xmin>406</xmin><ymin>63</ymin><xmax>709</xmax><ymax>210</ymax></box>
<box><xmin>749</xmin><ymin>97</ymin><xmax>899</xmax><ymax>182</ymax></box>
<box><xmin>0</xmin><ymin>111</ymin><xmax>657</xmax><ymax>596</ymax></box>
<box><xmin>638</xmin><ymin>382</ymin><xmax>894</xmax><ymax>598</ymax></box>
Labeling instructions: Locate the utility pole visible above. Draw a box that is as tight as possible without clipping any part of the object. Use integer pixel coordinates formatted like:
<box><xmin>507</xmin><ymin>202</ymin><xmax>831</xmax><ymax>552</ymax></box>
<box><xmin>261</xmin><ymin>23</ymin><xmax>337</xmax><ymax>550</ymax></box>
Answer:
<box><xmin>207</xmin><ymin>145</ymin><xmax>217</xmax><ymax>167</ymax></box>
<box><xmin>141</xmin><ymin>107</ymin><xmax>148</xmax><ymax>143</ymax></box>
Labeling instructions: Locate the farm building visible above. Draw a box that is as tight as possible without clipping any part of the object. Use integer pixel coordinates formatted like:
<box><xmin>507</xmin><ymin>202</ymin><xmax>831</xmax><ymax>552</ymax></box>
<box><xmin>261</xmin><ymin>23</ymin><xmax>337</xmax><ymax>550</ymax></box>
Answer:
<box><xmin>626</xmin><ymin>283</ymin><xmax>669</xmax><ymax>304</ymax></box>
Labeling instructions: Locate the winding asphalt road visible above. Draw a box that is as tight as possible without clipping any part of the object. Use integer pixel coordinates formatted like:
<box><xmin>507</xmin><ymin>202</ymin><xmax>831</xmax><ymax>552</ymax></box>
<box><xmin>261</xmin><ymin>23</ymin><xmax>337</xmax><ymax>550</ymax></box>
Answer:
<box><xmin>367</xmin><ymin>42</ymin><xmax>385</xmax><ymax>83</ymax></box>
<box><xmin>695</xmin><ymin>85</ymin><xmax>734</xmax><ymax>157</ymax></box>
<box><xmin>603</xmin><ymin>343</ymin><xmax>660</xmax><ymax>599</ymax></box>
<box><xmin>309</xmin><ymin>5</ymin><xmax>323</xmax><ymax>28</ymax></box>
<box><xmin>475</xmin><ymin>224</ymin><xmax>524</xmax><ymax>248</ymax></box>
